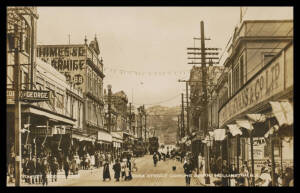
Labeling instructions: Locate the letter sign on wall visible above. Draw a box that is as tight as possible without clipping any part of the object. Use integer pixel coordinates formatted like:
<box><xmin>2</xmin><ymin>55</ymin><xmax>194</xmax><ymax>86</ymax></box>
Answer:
<box><xmin>219</xmin><ymin>51</ymin><xmax>285</xmax><ymax>127</ymax></box>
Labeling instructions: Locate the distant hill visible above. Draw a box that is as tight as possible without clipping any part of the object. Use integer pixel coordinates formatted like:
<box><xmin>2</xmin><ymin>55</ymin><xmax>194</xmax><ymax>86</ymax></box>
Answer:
<box><xmin>146</xmin><ymin>105</ymin><xmax>180</xmax><ymax>144</ymax></box>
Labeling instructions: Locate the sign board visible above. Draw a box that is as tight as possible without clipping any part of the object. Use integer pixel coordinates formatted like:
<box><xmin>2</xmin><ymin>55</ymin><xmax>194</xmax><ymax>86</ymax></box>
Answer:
<box><xmin>6</xmin><ymin>89</ymin><xmax>15</xmax><ymax>104</ymax></box>
<box><xmin>7</xmin><ymin>89</ymin><xmax>50</xmax><ymax>103</ymax></box>
<box><xmin>21</xmin><ymin>90</ymin><xmax>50</xmax><ymax>102</ymax></box>
<box><xmin>31</xmin><ymin>127</ymin><xmax>53</xmax><ymax>136</ymax></box>
<box><xmin>219</xmin><ymin>51</ymin><xmax>285</xmax><ymax>127</ymax></box>
<box><xmin>248</xmin><ymin>138</ymin><xmax>266</xmax><ymax>160</ymax></box>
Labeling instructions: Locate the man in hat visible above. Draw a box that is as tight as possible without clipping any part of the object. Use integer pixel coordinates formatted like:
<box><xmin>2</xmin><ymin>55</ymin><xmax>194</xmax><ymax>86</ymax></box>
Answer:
<box><xmin>183</xmin><ymin>159</ymin><xmax>193</xmax><ymax>186</ymax></box>
<box><xmin>112</xmin><ymin>159</ymin><xmax>121</xmax><ymax>182</ymax></box>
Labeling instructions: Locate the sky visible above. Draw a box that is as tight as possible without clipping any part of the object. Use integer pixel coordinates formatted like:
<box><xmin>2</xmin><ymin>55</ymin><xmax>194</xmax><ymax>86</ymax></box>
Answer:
<box><xmin>36</xmin><ymin>6</ymin><xmax>293</xmax><ymax>108</ymax></box>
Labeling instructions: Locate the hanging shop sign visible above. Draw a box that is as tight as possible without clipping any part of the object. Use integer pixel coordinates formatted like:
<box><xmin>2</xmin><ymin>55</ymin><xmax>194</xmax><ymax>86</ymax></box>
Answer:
<box><xmin>20</xmin><ymin>90</ymin><xmax>50</xmax><ymax>102</ymax></box>
<box><xmin>7</xmin><ymin>89</ymin><xmax>50</xmax><ymax>103</ymax></box>
<box><xmin>219</xmin><ymin>50</ymin><xmax>286</xmax><ymax>127</ymax></box>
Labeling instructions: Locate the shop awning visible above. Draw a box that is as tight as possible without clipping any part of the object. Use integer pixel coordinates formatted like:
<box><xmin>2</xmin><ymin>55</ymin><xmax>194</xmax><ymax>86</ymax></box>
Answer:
<box><xmin>227</xmin><ymin>124</ymin><xmax>242</xmax><ymax>136</ymax></box>
<box><xmin>23</xmin><ymin>106</ymin><xmax>75</xmax><ymax>125</ymax></box>
<box><xmin>214</xmin><ymin>129</ymin><xmax>226</xmax><ymax>141</ymax></box>
<box><xmin>97</xmin><ymin>131</ymin><xmax>112</xmax><ymax>142</ymax></box>
<box><xmin>269</xmin><ymin>101</ymin><xmax>293</xmax><ymax>126</ymax></box>
<box><xmin>72</xmin><ymin>134</ymin><xmax>94</xmax><ymax>142</ymax></box>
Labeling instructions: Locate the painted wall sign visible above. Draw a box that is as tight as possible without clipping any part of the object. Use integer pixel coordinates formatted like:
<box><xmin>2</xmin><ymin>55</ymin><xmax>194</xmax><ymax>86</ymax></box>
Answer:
<box><xmin>37</xmin><ymin>45</ymin><xmax>86</xmax><ymax>91</ymax></box>
<box><xmin>219</xmin><ymin>51</ymin><xmax>285</xmax><ymax>127</ymax></box>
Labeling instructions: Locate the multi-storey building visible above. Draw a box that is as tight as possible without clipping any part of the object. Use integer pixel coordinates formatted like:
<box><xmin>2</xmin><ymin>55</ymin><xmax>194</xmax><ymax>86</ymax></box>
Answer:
<box><xmin>36</xmin><ymin>36</ymin><xmax>106</xmax><ymax>142</ymax></box>
<box><xmin>217</xmin><ymin>20</ymin><xmax>293</xmax><ymax>176</ymax></box>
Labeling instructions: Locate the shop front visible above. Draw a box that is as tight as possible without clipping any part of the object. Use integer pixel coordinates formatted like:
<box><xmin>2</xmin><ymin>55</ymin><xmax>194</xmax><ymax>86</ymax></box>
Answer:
<box><xmin>111</xmin><ymin>132</ymin><xmax>123</xmax><ymax>159</ymax></box>
<box><xmin>97</xmin><ymin>130</ymin><xmax>112</xmax><ymax>154</ymax></box>
<box><xmin>218</xmin><ymin>42</ymin><xmax>293</xmax><ymax>186</ymax></box>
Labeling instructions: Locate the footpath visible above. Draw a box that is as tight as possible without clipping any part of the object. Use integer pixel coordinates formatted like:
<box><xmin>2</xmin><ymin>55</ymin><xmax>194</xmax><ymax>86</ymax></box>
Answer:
<box><xmin>6</xmin><ymin>167</ymin><xmax>102</xmax><ymax>187</ymax></box>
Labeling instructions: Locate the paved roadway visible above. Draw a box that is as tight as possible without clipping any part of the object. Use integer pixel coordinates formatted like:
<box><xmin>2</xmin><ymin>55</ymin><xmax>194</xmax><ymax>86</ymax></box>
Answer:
<box><xmin>8</xmin><ymin>155</ymin><xmax>214</xmax><ymax>186</ymax></box>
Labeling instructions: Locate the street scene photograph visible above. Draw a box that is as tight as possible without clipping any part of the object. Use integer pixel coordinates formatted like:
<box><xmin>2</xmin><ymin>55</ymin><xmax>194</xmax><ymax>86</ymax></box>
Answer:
<box><xmin>6</xmin><ymin>6</ymin><xmax>293</xmax><ymax>187</ymax></box>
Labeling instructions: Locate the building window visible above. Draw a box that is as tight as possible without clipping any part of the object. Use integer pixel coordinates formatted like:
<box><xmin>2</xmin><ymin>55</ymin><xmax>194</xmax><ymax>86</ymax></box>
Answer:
<box><xmin>56</xmin><ymin>93</ymin><xmax>64</xmax><ymax>109</ymax></box>
<box><xmin>87</xmin><ymin>101</ymin><xmax>91</xmax><ymax>121</ymax></box>
<box><xmin>70</xmin><ymin>97</ymin><xmax>74</xmax><ymax>118</ymax></box>
<box><xmin>21</xmin><ymin>22</ymin><xmax>31</xmax><ymax>54</ymax></box>
<box><xmin>21</xmin><ymin>71</ymin><xmax>29</xmax><ymax>90</ymax></box>
<box><xmin>48</xmin><ymin>88</ymin><xmax>55</xmax><ymax>107</ymax></box>
<box><xmin>65</xmin><ymin>94</ymin><xmax>69</xmax><ymax>115</ymax></box>
<box><xmin>78</xmin><ymin>102</ymin><xmax>81</xmax><ymax>128</ymax></box>
<box><xmin>239</xmin><ymin>55</ymin><xmax>244</xmax><ymax>86</ymax></box>
<box><xmin>232</xmin><ymin>64</ymin><xmax>240</xmax><ymax>94</ymax></box>
<box><xmin>228</xmin><ymin>72</ymin><xmax>232</xmax><ymax>97</ymax></box>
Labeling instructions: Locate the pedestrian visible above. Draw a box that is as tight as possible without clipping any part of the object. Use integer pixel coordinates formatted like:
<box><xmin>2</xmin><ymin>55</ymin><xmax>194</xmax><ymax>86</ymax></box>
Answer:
<box><xmin>23</xmin><ymin>157</ymin><xmax>30</xmax><ymax>183</ymax></box>
<box><xmin>158</xmin><ymin>152</ymin><xmax>161</xmax><ymax>161</ymax></box>
<box><xmin>229</xmin><ymin>164</ymin><xmax>238</xmax><ymax>186</ymax></box>
<box><xmin>153</xmin><ymin>152</ymin><xmax>158</xmax><ymax>167</ymax></box>
<box><xmin>125</xmin><ymin>157</ymin><xmax>132</xmax><ymax>181</ymax></box>
<box><xmin>282</xmin><ymin>167</ymin><xmax>293</xmax><ymax>186</ymax></box>
<box><xmin>256</xmin><ymin>167</ymin><xmax>272</xmax><ymax>187</ymax></box>
<box><xmin>63</xmin><ymin>159</ymin><xmax>70</xmax><ymax>179</ymax></box>
<box><xmin>102</xmin><ymin>159</ymin><xmax>111</xmax><ymax>181</ymax></box>
<box><xmin>50</xmin><ymin>157</ymin><xmax>58</xmax><ymax>182</ymax></box>
<box><xmin>107</xmin><ymin>153</ymin><xmax>111</xmax><ymax>164</ymax></box>
<box><xmin>183</xmin><ymin>159</ymin><xmax>193</xmax><ymax>186</ymax></box>
<box><xmin>112</xmin><ymin>159</ymin><xmax>121</xmax><ymax>182</ymax></box>
<box><xmin>99</xmin><ymin>152</ymin><xmax>104</xmax><ymax>167</ymax></box>
<box><xmin>27</xmin><ymin>157</ymin><xmax>36</xmax><ymax>184</ymax></box>
<box><xmin>221</xmin><ymin>160</ymin><xmax>230</xmax><ymax>186</ymax></box>
<box><xmin>41</xmin><ymin>159</ymin><xmax>49</xmax><ymax>186</ymax></box>
<box><xmin>36</xmin><ymin>157</ymin><xmax>42</xmax><ymax>184</ymax></box>
<box><xmin>121</xmin><ymin>159</ymin><xmax>126</xmax><ymax>180</ymax></box>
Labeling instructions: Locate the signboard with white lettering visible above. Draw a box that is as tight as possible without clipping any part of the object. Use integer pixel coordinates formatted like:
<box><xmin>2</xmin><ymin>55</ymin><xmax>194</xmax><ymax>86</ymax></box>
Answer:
<box><xmin>7</xmin><ymin>89</ymin><xmax>50</xmax><ymax>103</ymax></box>
<box><xmin>219</xmin><ymin>51</ymin><xmax>285</xmax><ymax>127</ymax></box>
<box><xmin>37</xmin><ymin>45</ymin><xmax>86</xmax><ymax>91</ymax></box>
<box><xmin>21</xmin><ymin>90</ymin><xmax>50</xmax><ymax>102</ymax></box>
<box><xmin>6</xmin><ymin>89</ymin><xmax>15</xmax><ymax>104</ymax></box>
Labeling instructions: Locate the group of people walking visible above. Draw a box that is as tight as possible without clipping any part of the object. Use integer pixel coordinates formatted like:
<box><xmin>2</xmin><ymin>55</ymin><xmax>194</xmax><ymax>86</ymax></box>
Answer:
<box><xmin>103</xmin><ymin>156</ymin><xmax>134</xmax><ymax>182</ymax></box>
<box><xmin>180</xmin><ymin>151</ymin><xmax>294</xmax><ymax>187</ymax></box>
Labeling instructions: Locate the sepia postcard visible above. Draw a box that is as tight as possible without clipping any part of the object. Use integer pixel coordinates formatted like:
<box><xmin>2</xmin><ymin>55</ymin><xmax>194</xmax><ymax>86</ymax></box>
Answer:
<box><xmin>6</xmin><ymin>6</ymin><xmax>293</xmax><ymax>187</ymax></box>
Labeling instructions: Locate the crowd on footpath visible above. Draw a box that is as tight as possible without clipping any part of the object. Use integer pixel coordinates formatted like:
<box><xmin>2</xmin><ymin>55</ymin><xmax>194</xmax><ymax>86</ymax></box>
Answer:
<box><xmin>150</xmin><ymin>149</ymin><xmax>293</xmax><ymax>187</ymax></box>
<box><xmin>7</xmin><ymin>149</ymin><xmax>137</xmax><ymax>186</ymax></box>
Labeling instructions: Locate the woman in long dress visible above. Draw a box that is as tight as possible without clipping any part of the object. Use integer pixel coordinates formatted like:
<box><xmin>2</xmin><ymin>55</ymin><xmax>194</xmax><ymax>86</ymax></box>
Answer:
<box><xmin>102</xmin><ymin>160</ymin><xmax>111</xmax><ymax>181</ymax></box>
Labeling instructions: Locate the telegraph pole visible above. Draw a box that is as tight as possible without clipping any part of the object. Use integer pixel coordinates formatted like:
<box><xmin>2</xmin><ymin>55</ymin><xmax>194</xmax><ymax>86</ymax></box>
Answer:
<box><xmin>186</xmin><ymin>82</ymin><xmax>190</xmax><ymax>136</ymax></box>
<box><xmin>129</xmin><ymin>102</ymin><xmax>132</xmax><ymax>133</ymax></box>
<box><xmin>177</xmin><ymin>115</ymin><xmax>181</xmax><ymax>140</ymax></box>
<box><xmin>200</xmin><ymin>20</ymin><xmax>210</xmax><ymax>185</ymax></box>
<box><xmin>200</xmin><ymin>21</ymin><xmax>208</xmax><ymax>137</ymax></box>
<box><xmin>14</xmin><ymin>23</ymin><xmax>22</xmax><ymax>187</ymax></box>
<box><xmin>144</xmin><ymin>105</ymin><xmax>147</xmax><ymax>141</ymax></box>
<box><xmin>181</xmin><ymin>93</ymin><xmax>185</xmax><ymax>137</ymax></box>
<box><xmin>107</xmin><ymin>85</ymin><xmax>112</xmax><ymax>133</ymax></box>
<box><xmin>186</xmin><ymin>21</ymin><xmax>220</xmax><ymax>185</ymax></box>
